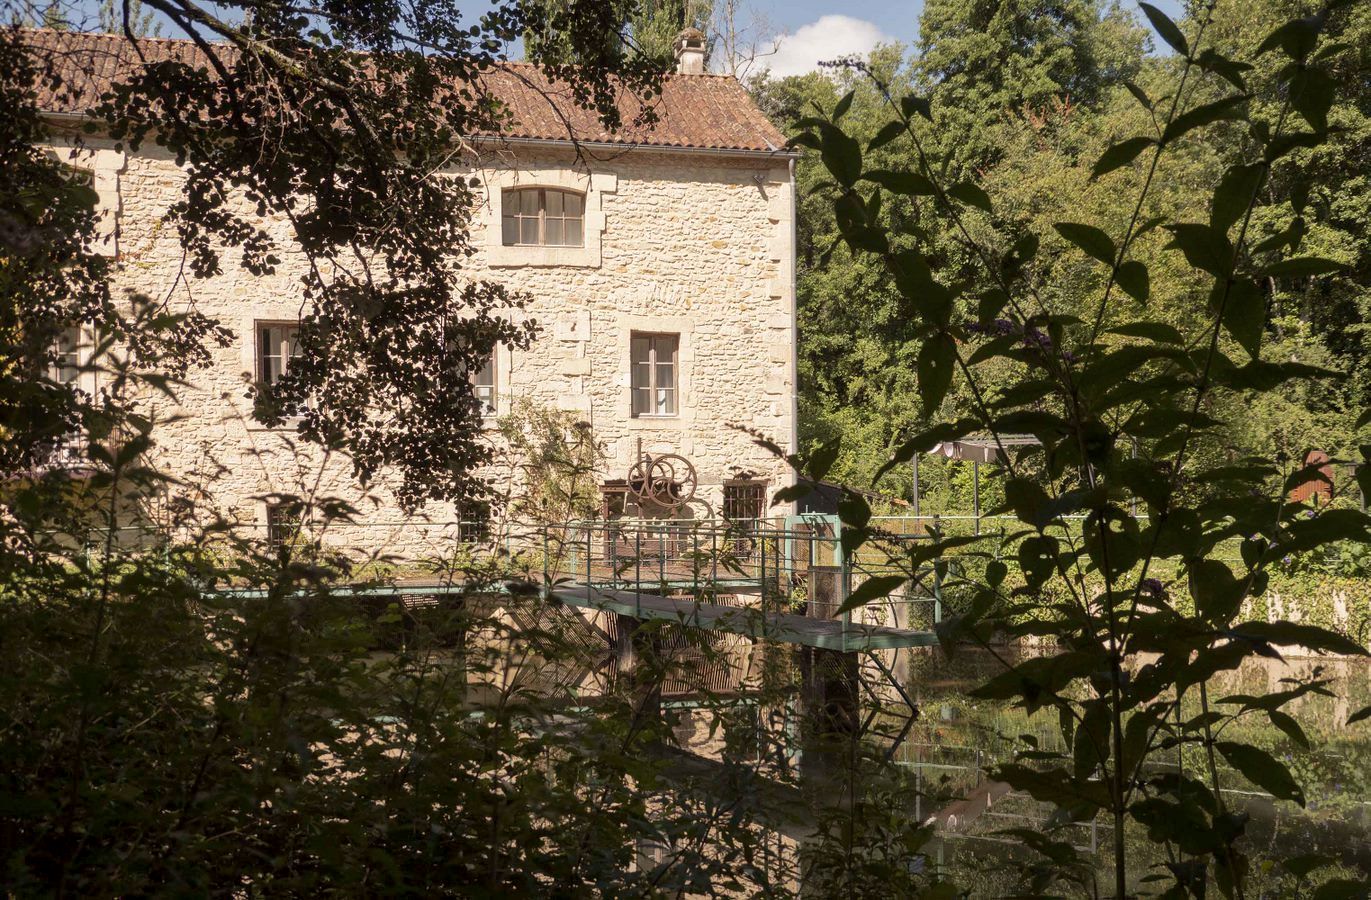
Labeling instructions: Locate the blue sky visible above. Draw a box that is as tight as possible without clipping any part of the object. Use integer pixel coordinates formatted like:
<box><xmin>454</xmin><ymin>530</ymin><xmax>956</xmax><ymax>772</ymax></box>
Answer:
<box><xmin>97</xmin><ymin>0</ymin><xmax>1188</xmax><ymax>79</ymax></box>
<box><xmin>746</xmin><ymin>0</ymin><xmax>1189</xmax><ymax>76</ymax></box>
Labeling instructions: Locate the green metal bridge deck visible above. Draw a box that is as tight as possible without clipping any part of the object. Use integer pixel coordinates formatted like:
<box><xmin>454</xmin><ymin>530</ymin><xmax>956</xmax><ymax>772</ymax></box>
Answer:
<box><xmin>551</xmin><ymin>584</ymin><xmax>940</xmax><ymax>652</ymax></box>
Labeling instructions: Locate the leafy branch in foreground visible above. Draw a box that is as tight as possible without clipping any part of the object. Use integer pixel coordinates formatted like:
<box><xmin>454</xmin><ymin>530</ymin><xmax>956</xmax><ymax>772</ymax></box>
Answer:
<box><xmin>787</xmin><ymin>0</ymin><xmax>1371</xmax><ymax>896</ymax></box>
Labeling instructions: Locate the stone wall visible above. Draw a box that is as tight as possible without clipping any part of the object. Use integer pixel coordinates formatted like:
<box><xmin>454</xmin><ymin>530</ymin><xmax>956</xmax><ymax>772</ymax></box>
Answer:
<box><xmin>74</xmin><ymin>136</ymin><xmax>798</xmax><ymax>560</ymax></box>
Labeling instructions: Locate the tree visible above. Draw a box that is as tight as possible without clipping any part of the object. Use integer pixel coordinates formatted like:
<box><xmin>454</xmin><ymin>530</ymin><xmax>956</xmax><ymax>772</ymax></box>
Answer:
<box><xmin>8</xmin><ymin>0</ymin><xmax>665</xmax><ymax>510</ymax></box>
<box><xmin>98</xmin><ymin>0</ymin><xmax>161</xmax><ymax>37</ymax></box>
<box><xmin>629</xmin><ymin>0</ymin><xmax>713</xmax><ymax>63</ymax></box>
<box><xmin>787</xmin><ymin>0</ymin><xmax>1371</xmax><ymax>894</ymax></box>
<box><xmin>916</xmin><ymin>0</ymin><xmax>1147</xmax><ymax>171</ymax></box>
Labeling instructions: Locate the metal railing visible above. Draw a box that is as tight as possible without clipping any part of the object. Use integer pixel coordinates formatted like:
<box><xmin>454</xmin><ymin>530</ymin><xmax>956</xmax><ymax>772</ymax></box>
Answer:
<box><xmin>538</xmin><ymin>515</ymin><xmax>944</xmax><ymax>633</ymax></box>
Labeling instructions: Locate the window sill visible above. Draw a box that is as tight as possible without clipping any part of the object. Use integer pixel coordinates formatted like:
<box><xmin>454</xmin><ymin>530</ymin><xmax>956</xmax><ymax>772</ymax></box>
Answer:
<box><xmin>627</xmin><ymin>415</ymin><xmax>689</xmax><ymax>430</ymax></box>
<box><xmin>486</xmin><ymin>243</ymin><xmax>600</xmax><ymax>269</ymax></box>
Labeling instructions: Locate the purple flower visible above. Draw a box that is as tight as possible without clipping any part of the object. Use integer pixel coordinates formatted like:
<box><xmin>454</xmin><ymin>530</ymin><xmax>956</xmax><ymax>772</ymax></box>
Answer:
<box><xmin>993</xmin><ymin>318</ymin><xmax>1016</xmax><ymax>336</ymax></box>
<box><xmin>1022</xmin><ymin>327</ymin><xmax>1052</xmax><ymax>351</ymax></box>
<box><xmin>1141</xmin><ymin>578</ymin><xmax>1163</xmax><ymax>597</ymax></box>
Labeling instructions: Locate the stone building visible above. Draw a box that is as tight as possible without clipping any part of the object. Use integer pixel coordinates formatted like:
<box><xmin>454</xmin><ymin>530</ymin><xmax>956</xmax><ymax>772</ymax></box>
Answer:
<box><xmin>32</xmin><ymin>28</ymin><xmax>798</xmax><ymax>558</ymax></box>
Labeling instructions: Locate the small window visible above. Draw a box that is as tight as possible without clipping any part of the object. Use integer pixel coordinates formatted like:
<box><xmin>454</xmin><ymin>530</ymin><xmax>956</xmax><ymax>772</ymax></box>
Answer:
<box><xmin>630</xmin><ymin>333</ymin><xmax>678</xmax><ymax>417</ymax></box>
<box><xmin>723</xmin><ymin>481</ymin><xmax>766</xmax><ymax>522</ymax></box>
<box><xmin>256</xmin><ymin>322</ymin><xmax>300</xmax><ymax>387</ymax></box>
<box><xmin>501</xmin><ymin>188</ymin><xmax>584</xmax><ymax>247</ymax></box>
<box><xmin>265</xmin><ymin>502</ymin><xmax>301</xmax><ymax>550</ymax></box>
<box><xmin>50</xmin><ymin>326</ymin><xmax>83</xmax><ymax>386</ymax></box>
<box><xmin>458</xmin><ymin>505</ymin><xmax>491</xmax><ymax>544</ymax></box>
<box><xmin>472</xmin><ymin>350</ymin><xmax>496</xmax><ymax>415</ymax></box>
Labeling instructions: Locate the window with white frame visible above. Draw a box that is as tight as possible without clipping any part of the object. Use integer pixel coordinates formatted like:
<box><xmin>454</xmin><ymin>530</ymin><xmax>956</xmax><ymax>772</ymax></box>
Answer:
<box><xmin>630</xmin><ymin>332</ymin><xmax>678</xmax><ymax>417</ymax></box>
<box><xmin>256</xmin><ymin>322</ymin><xmax>300</xmax><ymax>387</ymax></box>
<box><xmin>471</xmin><ymin>350</ymin><xmax>496</xmax><ymax>414</ymax></box>
<box><xmin>50</xmin><ymin>326</ymin><xmax>83</xmax><ymax>386</ymax></box>
<box><xmin>501</xmin><ymin>188</ymin><xmax>584</xmax><ymax>247</ymax></box>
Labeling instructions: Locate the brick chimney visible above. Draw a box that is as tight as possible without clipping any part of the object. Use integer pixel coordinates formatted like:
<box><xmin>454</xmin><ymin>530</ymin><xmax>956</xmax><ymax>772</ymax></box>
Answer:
<box><xmin>674</xmin><ymin>27</ymin><xmax>706</xmax><ymax>75</ymax></box>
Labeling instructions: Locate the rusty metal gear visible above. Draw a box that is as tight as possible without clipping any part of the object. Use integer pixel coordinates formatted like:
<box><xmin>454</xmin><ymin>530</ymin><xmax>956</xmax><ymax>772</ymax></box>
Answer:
<box><xmin>627</xmin><ymin>452</ymin><xmax>697</xmax><ymax>510</ymax></box>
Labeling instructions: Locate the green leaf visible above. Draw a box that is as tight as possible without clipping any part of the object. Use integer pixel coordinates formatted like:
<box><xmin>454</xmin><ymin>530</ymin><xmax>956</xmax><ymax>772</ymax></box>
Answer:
<box><xmin>1166</xmin><ymin>223</ymin><xmax>1234</xmax><ymax>278</ymax></box>
<box><xmin>874</xmin><ymin>419</ymin><xmax>979</xmax><ymax>483</ymax></box>
<box><xmin>1267</xmin><ymin>709</ymin><xmax>1309</xmax><ymax>748</ymax></box>
<box><xmin>1018</xmin><ymin>535</ymin><xmax>1058</xmax><ymax>591</ymax></box>
<box><xmin>1195</xmin><ymin>48</ymin><xmax>1252</xmax><ymax>91</ymax></box>
<box><xmin>862</xmin><ymin>168</ymin><xmax>937</xmax><ymax>196</ymax></box>
<box><xmin>1140</xmin><ymin>2</ymin><xmax>1188</xmax><ymax>56</ymax></box>
<box><xmin>1218</xmin><ymin>278</ymin><xmax>1266</xmax><ymax>359</ymax></box>
<box><xmin>771</xmin><ymin>482</ymin><xmax>813</xmax><ymax>504</ymax></box>
<box><xmin>970</xmin><ymin>652</ymin><xmax>1101</xmax><ymax>711</ymax></box>
<box><xmin>1262</xmin><ymin>256</ymin><xmax>1347</xmax><ymax>278</ymax></box>
<box><xmin>1091</xmin><ymin>136</ymin><xmax>1155</xmax><ymax>179</ymax></box>
<box><xmin>832</xmin><ymin>89</ymin><xmax>854</xmax><ymax>121</ymax></box>
<box><xmin>1231</xmin><ymin>621</ymin><xmax>1369</xmax><ymax>657</ymax></box>
<box><xmin>808</xmin><ymin>438</ymin><xmax>842</xmax><ymax>481</ymax></box>
<box><xmin>1161</xmin><ymin>95</ymin><xmax>1248</xmax><ymax>145</ymax></box>
<box><xmin>1256</xmin><ymin>15</ymin><xmax>1321</xmax><ymax>60</ymax></box>
<box><xmin>900</xmin><ymin>93</ymin><xmax>932</xmax><ymax>121</ymax></box>
<box><xmin>1217</xmin><ymin>741</ymin><xmax>1303</xmax><ymax>804</ymax></box>
<box><xmin>866</xmin><ymin>120</ymin><xmax>906</xmax><ymax>153</ymax></box>
<box><xmin>1280</xmin><ymin>508</ymin><xmax>1371</xmax><ymax>556</ymax></box>
<box><xmin>977</xmin><ymin>287</ymin><xmax>1010</xmax><ymax>323</ymax></box>
<box><xmin>1116</xmin><ymin>260</ymin><xmax>1150</xmax><ymax>303</ymax></box>
<box><xmin>917</xmin><ymin>334</ymin><xmax>956</xmax><ymax>416</ymax></box>
<box><xmin>1348</xmin><ymin>704</ymin><xmax>1371</xmax><ymax>726</ymax></box>
<box><xmin>1311</xmin><ymin>879</ymin><xmax>1371</xmax><ymax>900</ymax></box>
<box><xmin>1054</xmin><ymin>222</ymin><xmax>1116</xmax><ymax>265</ymax></box>
<box><xmin>1189</xmin><ymin>558</ymin><xmax>1245</xmax><ymax>622</ymax></box>
<box><xmin>1283</xmin><ymin>854</ymin><xmax>1335</xmax><ymax>878</ymax></box>
<box><xmin>1106</xmin><ymin>321</ymin><xmax>1182</xmax><ymax>344</ymax></box>
<box><xmin>994</xmin><ymin>763</ymin><xmax>1109</xmax><ymax>810</ymax></box>
<box><xmin>1291</xmin><ymin>67</ymin><xmax>1335</xmax><ymax>133</ymax></box>
<box><xmin>948</xmin><ymin>180</ymin><xmax>992</xmax><ymax>213</ymax></box>
<box><xmin>837</xmin><ymin>574</ymin><xmax>906</xmax><ymax>614</ymax></box>
<box><xmin>819</xmin><ymin>123</ymin><xmax>862</xmax><ymax>188</ymax></box>
<box><xmin>1124</xmin><ymin>81</ymin><xmax>1153</xmax><ymax>110</ymax></box>
<box><xmin>1211</xmin><ymin>163</ymin><xmax>1265</xmax><ymax>233</ymax></box>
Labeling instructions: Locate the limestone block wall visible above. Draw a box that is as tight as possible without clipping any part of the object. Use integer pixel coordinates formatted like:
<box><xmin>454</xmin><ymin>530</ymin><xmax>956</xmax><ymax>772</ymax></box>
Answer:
<box><xmin>66</xmin><ymin>135</ymin><xmax>798</xmax><ymax>560</ymax></box>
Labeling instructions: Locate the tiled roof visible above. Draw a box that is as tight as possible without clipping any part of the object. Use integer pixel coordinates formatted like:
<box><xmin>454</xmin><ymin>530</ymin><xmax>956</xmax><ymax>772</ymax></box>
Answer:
<box><xmin>21</xmin><ymin>27</ymin><xmax>789</xmax><ymax>154</ymax></box>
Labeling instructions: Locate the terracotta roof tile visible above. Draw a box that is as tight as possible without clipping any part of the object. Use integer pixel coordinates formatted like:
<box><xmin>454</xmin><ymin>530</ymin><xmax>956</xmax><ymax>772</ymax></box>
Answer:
<box><xmin>21</xmin><ymin>27</ymin><xmax>789</xmax><ymax>153</ymax></box>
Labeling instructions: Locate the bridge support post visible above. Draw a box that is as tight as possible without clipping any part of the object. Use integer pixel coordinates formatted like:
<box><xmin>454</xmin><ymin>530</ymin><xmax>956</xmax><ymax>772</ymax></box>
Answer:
<box><xmin>798</xmin><ymin>646</ymin><xmax>859</xmax><ymax>779</ymax></box>
<box><xmin>614</xmin><ymin>613</ymin><xmax>662</xmax><ymax>725</ymax></box>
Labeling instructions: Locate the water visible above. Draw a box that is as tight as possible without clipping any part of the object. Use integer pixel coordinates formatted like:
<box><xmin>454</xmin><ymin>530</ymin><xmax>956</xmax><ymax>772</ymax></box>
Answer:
<box><xmin>896</xmin><ymin>648</ymin><xmax>1371</xmax><ymax>893</ymax></box>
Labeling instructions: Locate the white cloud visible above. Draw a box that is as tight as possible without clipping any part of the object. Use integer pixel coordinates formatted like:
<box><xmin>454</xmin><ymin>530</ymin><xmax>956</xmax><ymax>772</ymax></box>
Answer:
<box><xmin>760</xmin><ymin>15</ymin><xmax>893</xmax><ymax>79</ymax></box>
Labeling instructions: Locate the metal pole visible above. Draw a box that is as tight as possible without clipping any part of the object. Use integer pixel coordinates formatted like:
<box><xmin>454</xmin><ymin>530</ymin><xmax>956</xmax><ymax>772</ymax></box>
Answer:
<box><xmin>912</xmin><ymin>454</ymin><xmax>920</xmax><ymax>519</ymax></box>
<box><xmin>760</xmin><ymin>529</ymin><xmax>767</xmax><ymax>611</ymax></box>
<box><xmin>973</xmin><ymin>460</ymin><xmax>980</xmax><ymax>537</ymax></box>
<box><xmin>933</xmin><ymin>562</ymin><xmax>943</xmax><ymax>624</ymax></box>
<box><xmin>711</xmin><ymin>527</ymin><xmax>718</xmax><ymax>587</ymax></box>
<box><xmin>837</xmin><ymin>518</ymin><xmax>850</xmax><ymax>628</ymax></box>
<box><xmin>635</xmin><ymin>528</ymin><xmax>642</xmax><ymax>617</ymax></box>
<box><xmin>693</xmin><ymin>527</ymin><xmax>699</xmax><ymax>597</ymax></box>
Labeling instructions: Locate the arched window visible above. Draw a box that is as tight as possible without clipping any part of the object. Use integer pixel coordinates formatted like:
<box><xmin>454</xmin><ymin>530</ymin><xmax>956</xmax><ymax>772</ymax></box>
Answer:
<box><xmin>501</xmin><ymin>187</ymin><xmax>584</xmax><ymax>247</ymax></box>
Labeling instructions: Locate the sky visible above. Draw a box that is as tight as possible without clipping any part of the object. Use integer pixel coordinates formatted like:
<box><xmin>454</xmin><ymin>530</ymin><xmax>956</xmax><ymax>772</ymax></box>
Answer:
<box><xmin>80</xmin><ymin>0</ymin><xmax>1189</xmax><ymax>80</ymax></box>
<box><xmin>750</xmin><ymin>0</ymin><xmax>1189</xmax><ymax>77</ymax></box>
